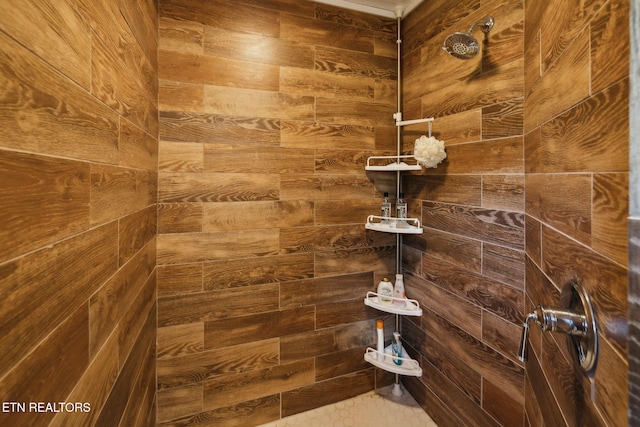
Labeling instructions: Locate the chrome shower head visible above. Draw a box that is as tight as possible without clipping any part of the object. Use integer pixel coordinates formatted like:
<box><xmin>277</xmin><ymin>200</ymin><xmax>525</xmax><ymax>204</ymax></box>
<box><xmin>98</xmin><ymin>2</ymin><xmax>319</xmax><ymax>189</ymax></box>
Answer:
<box><xmin>442</xmin><ymin>16</ymin><xmax>494</xmax><ymax>60</ymax></box>
<box><xmin>443</xmin><ymin>32</ymin><xmax>479</xmax><ymax>59</ymax></box>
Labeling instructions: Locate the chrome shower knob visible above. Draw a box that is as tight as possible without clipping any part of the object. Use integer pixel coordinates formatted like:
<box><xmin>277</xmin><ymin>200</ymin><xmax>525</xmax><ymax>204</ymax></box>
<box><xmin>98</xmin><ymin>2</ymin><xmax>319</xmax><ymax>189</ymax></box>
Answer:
<box><xmin>517</xmin><ymin>280</ymin><xmax>598</xmax><ymax>372</ymax></box>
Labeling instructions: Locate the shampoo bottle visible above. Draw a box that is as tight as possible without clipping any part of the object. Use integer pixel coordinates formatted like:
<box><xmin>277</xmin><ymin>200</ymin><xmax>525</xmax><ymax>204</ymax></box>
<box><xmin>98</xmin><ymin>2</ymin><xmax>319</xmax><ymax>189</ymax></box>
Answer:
<box><xmin>376</xmin><ymin>319</ymin><xmax>385</xmax><ymax>362</ymax></box>
<box><xmin>392</xmin><ymin>332</ymin><xmax>403</xmax><ymax>365</ymax></box>
<box><xmin>396</xmin><ymin>192</ymin><xmax>407</xmax><ymax>227</ymax></box>
<box><xmin>381</xmin><ymin>192</ymin><xmax>391</xmax><ymax>223</ymax></box>
<box><xmin>393</xmin><ymin>273</ymin><xmax>405</xmax><ymax>306</ymax></box>
<box><xmin>377</xmin><ymin>277</ymin><xmax>393</xmax><ymax>304</ymax></box>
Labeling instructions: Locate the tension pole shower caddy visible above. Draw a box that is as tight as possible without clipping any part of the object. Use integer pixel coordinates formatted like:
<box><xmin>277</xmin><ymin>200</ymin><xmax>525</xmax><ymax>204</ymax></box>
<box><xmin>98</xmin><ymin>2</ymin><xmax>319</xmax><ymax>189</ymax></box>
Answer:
<box><xmin>362</xmin><ymin>7</ymin><xmax>432</xmax><ymax>395</ymax></box>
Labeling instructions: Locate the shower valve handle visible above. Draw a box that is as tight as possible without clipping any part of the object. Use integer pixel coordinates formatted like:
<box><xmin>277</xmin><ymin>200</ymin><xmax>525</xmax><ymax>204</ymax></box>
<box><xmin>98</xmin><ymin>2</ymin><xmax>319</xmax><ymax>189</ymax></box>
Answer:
<box><xmin>517</xmin><ymin>305</ymin><xmax>587</xmax><ymax>363</ymax></box>
<box><xmin>516</xmin><ymin>281</ymin><xmax>598</xmax><ymax>372</ymax></box>
<box><xmin>529</xmin><ymin>305</ymin><xmax>588</xmax><ymax>336</ymax></box>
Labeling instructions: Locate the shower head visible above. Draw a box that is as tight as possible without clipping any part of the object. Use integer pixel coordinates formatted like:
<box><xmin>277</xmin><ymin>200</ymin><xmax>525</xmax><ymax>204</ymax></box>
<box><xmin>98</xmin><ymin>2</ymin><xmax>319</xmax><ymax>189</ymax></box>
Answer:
<box><xmin>443</xmin><ymin>32</ymin><xmax>480</xmax><ymax>59</ymax></box>
<box><xmin>442</xmin><ymin>16</ymin><xmax>494</xmax><ymax>60</ymax></box>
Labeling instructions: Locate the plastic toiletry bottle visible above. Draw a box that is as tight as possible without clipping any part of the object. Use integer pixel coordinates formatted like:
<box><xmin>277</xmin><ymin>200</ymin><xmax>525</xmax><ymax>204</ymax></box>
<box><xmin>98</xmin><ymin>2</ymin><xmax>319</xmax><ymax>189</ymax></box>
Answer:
<box><xmin>392</xmin><ymin>332</ymin><xmax>403</xmax><ymax>365</ymax></box>
<box><xmin>396</xmin><ymin>192</ymin><xmax>407</xmax><ymax>227</ymax></box>
<box><xmin>393</xmin><ymin>273</ymin><xmax>405</xmax><ymax>306</ymax></box>
<box><xmin>381</xmin><ymin>192</ymin><xmax>391</xmax><ymax>223</ymax></box>
<box><xmin>376</xmin><ymin>319</ymin><xmax>385</xmax><ymax>362</ymax></box>
<box><xmin>377</xmin><ymin>277</ymin><xmax>393</xmax><ymax>304</ymax></box>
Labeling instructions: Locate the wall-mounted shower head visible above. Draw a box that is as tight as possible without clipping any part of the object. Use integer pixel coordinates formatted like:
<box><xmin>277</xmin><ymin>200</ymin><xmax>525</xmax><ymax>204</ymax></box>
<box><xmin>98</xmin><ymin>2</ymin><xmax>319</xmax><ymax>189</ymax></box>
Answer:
<box><xmin>443</xmin><ymin>32</ymin><xmax>480</xmax><ymax>59</ymax></box>
<box><xmin>442</xmin><ymin>16</ymin><xmax>494</xmax><ymax>60</ymax></box>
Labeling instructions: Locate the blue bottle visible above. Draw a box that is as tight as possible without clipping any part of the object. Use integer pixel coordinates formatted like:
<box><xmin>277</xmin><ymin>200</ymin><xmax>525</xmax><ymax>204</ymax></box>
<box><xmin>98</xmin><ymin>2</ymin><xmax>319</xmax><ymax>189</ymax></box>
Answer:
<box><xmin>392</xmin><ymin>332</ymin><xmax>403</xmax><ymax>365</ymax></box>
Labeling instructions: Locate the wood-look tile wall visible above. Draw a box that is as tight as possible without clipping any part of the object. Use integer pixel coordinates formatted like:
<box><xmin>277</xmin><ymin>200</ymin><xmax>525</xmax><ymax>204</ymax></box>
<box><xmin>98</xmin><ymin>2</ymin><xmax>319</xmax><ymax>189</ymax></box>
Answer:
<box><xmin>630</xmin><ymin>218</ymin><xmax>640</xmax><ymax>426</ymax></box>
<box><xmin>401</xmin><ymin>0</ymin><xmax>629</xmax><ymax>426</ymax></box>
<box><xmin>157</xmin><ymin>1</ymin><xmax>399</xmax><ymax>425</ymax></box>
<box><xmin>629</xmin><ymin>2</ymin><xmax>640</xmax><ymax>425</ymax></box>
<box><xmin>0</xmin><ymin>1</ymin><xmax>158</xmax><ymax>426</ymax></box>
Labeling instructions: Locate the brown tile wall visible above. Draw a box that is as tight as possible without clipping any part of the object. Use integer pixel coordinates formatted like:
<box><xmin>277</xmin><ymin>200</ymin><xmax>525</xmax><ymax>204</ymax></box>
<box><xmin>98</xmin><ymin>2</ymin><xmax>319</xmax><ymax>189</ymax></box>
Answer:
<box><xmin>0</xmin><ymin>0</ymin><xmax>158</xmax><ymax>426</ymax></box>
<box><xmin>628</xmin><ymin>2</ymin><xmax>640</xmax><ymax>425</ymax></box>
<box><xmin>156</xmin><ymin>1</ymin><xmax>401</xmax><ymax>425</ymax></box>
<box><xmin>630</xmin><ymin>219</ymin><xmax>640</xmax><ymax>425</ymax></box>
<box><xmin>2</xmin><ymin>0</ymin><xmax>629</xmax><ymax>426</ymax></box>
<box><xmin>402</xmin><ymin>0</ymin><xmax>629</xmax><ymax>426</ymax></box>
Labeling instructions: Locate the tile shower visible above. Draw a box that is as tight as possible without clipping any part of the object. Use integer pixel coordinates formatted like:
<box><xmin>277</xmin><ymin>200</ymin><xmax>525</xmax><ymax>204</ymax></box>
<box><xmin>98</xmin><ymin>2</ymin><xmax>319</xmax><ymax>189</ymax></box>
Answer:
<box><xmin>0</xmin><ymin>0</ymin><xmax>633</xmax><ymax>426</ymax></box>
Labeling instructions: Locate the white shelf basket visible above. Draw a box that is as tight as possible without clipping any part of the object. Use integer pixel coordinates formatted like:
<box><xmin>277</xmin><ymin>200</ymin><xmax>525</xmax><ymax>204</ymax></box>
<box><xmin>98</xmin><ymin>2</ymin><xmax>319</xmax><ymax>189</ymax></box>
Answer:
<box><xmin>364</xmin><ymin>291</ymin><xmax>422</xmax><ymax>316</ymax></box>
<box><xmin>365</xmin><ymin>155</ymin><xmax>422</xmax><ymax>171</ymax></box>
<box><xmin>365</xmin><ymin>215</ymin><xmax>423</xmax><ymax>234</ymax></box>
<box><xmin>364</xmin><ymin>346</ymin><xmax>422</xmax><ymax>377</ymax></box>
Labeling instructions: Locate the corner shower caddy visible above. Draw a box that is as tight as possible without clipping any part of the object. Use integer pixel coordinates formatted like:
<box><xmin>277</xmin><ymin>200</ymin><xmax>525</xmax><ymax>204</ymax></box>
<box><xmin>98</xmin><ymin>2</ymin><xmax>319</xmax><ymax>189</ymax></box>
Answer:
<box><xmin>362</xmin><ymin>117</ymin><xmax>433</xmax><ymax>382</ymax></box>
<box><xmin>361</xmin><ymin>7</ymin><xmax>438</xmax><ymax>395</ymax></box>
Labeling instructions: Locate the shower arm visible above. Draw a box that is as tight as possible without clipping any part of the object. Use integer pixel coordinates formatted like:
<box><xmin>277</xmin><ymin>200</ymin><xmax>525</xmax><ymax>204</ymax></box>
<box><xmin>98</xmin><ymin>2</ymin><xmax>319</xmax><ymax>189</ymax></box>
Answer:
<box><xmin>467</xmin><ymin>16</ymin><xmax>494</xmax><ymax>34</ymax></box>
<box><xmin>467</xmin><ymin>22</ymin><xmax>481</xmax><ymax>33</ymax></box>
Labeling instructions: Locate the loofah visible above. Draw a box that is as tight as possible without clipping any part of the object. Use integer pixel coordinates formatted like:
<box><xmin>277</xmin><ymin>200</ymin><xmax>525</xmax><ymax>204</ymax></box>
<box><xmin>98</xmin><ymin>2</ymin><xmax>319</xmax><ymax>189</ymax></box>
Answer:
<box><xmin>414</xmin><ymin>135</ymin><xmax>446</xmax><ymax>168</ymax></box>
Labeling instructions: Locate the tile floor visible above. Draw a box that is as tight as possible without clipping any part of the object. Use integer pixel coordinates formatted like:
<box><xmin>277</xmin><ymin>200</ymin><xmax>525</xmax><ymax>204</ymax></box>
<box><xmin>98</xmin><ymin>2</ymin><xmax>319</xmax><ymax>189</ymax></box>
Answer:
<box><xmin>257</xmin><ymin>384</ymin><xmax>438</xmax><ymax>427</ymax></box>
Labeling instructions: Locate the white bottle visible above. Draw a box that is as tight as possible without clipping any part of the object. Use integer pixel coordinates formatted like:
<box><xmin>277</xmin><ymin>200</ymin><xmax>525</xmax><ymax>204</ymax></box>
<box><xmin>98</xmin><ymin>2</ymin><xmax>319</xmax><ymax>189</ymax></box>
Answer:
<box><xmin>377</xmin><ymin>277</ymin><xmax>393</xmax><ymax>304</ymax></box>
<box><xmin>393</xmin><ymin>273</ymin><xmax>405</xmax><ymax>306</ymax></box>
<box><xmin>376</xmin><ymin>319</ymin><xmax>385</xmax><ymax>362</ymax></box>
